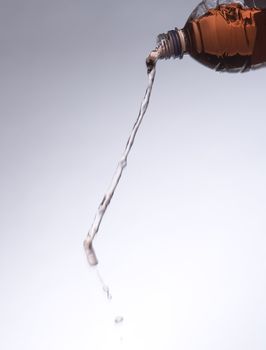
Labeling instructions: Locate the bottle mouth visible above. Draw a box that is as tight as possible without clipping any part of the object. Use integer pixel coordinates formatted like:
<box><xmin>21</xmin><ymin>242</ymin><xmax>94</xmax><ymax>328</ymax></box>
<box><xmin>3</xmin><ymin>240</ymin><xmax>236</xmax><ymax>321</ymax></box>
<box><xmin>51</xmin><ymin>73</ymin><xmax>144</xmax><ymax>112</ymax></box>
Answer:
<box><xmin>146</xmin><ymin>28</ymin><xmax>185</xmax><ymax>73</ymax></box>
<box><xmin>157</xmin><ymin>30</ymin><xmax>182</xmax><ymax>59</ymax></box>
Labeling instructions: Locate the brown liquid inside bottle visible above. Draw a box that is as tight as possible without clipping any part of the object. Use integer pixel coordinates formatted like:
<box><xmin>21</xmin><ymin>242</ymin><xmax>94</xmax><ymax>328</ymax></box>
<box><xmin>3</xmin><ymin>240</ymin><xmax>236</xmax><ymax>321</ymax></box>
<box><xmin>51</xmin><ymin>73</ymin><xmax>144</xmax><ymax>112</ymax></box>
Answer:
<box><xmin>184</xmin><ymin>4</ymin><xmax>266</xmax><ymax>71</ymax></box>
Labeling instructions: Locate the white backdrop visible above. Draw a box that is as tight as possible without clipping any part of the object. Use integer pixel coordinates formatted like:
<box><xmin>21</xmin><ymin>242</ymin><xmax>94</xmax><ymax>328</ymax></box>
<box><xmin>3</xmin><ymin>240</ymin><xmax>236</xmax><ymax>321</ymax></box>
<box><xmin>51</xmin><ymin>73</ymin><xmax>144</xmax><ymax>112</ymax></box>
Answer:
<box><xmin>1</xmin><ymin>1</ymin><xmax>266</xmax><ymax>349</ymax></box>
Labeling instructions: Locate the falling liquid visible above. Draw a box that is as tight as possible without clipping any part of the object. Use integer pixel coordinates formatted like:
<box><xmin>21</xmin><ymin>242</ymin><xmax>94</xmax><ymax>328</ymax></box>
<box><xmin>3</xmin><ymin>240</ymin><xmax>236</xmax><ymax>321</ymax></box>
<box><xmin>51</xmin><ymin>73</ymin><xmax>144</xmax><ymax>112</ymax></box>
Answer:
<box><xmin>84</xmin><ymin>51</ymin><xmax>160</xmax><ymax>349</ymax></box>
<box><xmin>114</xmin><ymin>316</ymin><xmax>124</xmax><ymax>324</ymax></box>
<box><xmin>96</xmin><ymin>267</ymin><xmax>112</xmax><ymax>300</ymax></box>
<box><xmin>93</xmin><ymin>267</ymin><xmax>125</xmax><ymax>346</ymax></box>
<box><xmin>83</xmin><ymin>61</ymin><xmax>157</xmax><ymax>265</ymax></box>
<box><xmin>114</xmin><ymin>316</ymin><xmax>124</xmax><ymax>346</ymax></box>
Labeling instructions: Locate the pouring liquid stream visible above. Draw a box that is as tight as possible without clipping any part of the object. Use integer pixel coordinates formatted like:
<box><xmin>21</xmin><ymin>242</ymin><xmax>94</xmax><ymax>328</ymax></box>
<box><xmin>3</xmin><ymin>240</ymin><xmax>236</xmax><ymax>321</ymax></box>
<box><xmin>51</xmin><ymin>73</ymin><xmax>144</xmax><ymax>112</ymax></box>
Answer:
<box><xmin>84</xmin><ymin>49</ymin><xmax>159</xmax><ymax>347</ymax></box>
<box><xmin>83</xmin><ymin>53</ymin><xmax>158</xmax><ymax>266</ymax></box>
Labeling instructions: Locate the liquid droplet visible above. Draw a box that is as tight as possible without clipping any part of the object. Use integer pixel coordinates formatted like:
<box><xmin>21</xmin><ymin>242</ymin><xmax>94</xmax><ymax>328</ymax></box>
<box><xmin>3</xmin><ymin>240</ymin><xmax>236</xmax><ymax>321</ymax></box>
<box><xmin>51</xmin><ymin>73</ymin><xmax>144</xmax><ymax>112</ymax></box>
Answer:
<box><xmin>103</xmin><ymin>285</ymin><xmax>112</xmax><ymax>300</ymax></box>
<box><xmin>114</xmin><ymin>316</ymin><xmax>124</xmax><ymax>324</ymax></box>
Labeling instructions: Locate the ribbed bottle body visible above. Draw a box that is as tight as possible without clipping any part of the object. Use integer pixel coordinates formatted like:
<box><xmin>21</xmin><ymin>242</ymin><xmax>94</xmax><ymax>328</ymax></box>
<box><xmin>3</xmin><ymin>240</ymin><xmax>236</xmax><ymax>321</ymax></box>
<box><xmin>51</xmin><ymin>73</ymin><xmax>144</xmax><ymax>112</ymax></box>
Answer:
<box><xmin>184</xmin><ymin>1</ymin><xmax>266</xmax><ymax>72</ymax></box>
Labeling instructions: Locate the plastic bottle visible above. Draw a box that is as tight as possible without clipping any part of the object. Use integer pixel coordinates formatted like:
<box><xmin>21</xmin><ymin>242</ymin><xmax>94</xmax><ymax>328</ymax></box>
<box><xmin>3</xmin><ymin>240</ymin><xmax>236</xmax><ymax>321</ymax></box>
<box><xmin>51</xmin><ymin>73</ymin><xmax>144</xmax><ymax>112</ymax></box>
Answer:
<box><xmin>146</xmin><ymin>0</ymin><xmax>266</xmax><ymax>72</ymax></box>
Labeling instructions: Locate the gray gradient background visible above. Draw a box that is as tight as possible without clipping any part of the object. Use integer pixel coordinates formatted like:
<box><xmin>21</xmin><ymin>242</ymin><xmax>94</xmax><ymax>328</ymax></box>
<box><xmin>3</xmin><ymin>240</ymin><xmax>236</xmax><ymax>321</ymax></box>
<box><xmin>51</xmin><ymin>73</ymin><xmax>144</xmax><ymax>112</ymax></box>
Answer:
<box><xmin>1</xmin><ymin>0</ymin><xmax>266</xmax><ymax>349</ymax></box>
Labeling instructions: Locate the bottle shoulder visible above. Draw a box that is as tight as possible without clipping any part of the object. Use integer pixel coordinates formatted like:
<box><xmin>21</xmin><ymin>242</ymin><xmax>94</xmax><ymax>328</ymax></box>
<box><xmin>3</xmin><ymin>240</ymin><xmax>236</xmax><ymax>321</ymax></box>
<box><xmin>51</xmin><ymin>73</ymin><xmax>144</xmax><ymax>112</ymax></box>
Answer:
<box><xmin>188</xmin><ymin>0</ymin><xmax>266</xmax><ymax>20</ymax></box>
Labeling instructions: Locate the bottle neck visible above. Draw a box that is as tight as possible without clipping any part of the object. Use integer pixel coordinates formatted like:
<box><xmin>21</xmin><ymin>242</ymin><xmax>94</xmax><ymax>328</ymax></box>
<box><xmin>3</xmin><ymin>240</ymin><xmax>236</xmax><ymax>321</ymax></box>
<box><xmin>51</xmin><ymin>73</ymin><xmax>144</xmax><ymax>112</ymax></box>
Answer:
<box><xmin>157</xmin><ymin>28</ymin><xmax>187</xmax><ymax>60</ymax></box>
